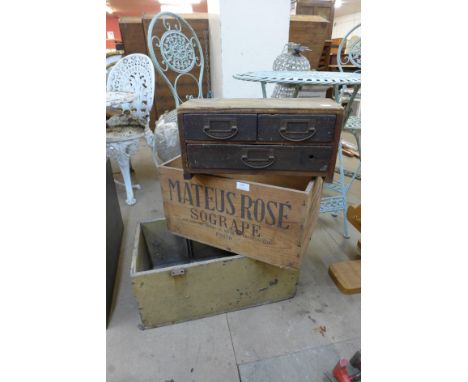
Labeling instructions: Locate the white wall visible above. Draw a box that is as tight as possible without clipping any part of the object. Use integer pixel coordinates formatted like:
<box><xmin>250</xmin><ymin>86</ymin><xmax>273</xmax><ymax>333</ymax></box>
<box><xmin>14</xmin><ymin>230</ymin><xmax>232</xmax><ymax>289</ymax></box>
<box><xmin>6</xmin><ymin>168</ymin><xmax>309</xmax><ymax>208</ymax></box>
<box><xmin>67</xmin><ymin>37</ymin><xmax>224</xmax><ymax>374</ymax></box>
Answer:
<box><xmin>208</xmin><ymin>0</ymin><xmax>291</xmax><ymax>98</ymax></box>
<box><xmin>207</xmin><ymin>0</ymin><xmax>223</xmax><ymax>97</ymax></box>
<box><xmin>332</xmin><ymin>12</ymin><xmax>361</xmax><ymax>39</ymax></box>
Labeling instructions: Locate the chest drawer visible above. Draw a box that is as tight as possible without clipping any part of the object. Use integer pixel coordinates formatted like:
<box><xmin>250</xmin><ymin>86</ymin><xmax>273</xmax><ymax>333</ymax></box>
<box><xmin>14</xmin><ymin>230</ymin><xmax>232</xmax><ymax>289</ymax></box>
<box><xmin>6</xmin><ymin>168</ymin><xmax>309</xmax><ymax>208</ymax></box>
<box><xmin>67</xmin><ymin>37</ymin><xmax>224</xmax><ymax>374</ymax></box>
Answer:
<box><xmin>186</xmin><ymin>144</ymin><xmax>333</xmax><ymax>172</ymax></box>
<box><xmin>258</xmin><ymin>114</ymin><xmax>336</xmax><ymax>143</ymax></box>
<box><xmin>182</xmin><ymin>113</ymin><xmax>257</xmax><ymax>141</ymax></box>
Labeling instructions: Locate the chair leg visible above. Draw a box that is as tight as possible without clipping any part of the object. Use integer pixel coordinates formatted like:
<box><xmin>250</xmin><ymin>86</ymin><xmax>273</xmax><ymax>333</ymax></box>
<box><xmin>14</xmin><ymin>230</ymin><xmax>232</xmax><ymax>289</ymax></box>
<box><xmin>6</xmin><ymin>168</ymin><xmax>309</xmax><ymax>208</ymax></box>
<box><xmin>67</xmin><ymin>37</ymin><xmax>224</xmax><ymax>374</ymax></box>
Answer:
<box><xmin>116</xmin><ymin>153</ymin><xmax>136</xmax><ymax>206</ymax></box>
<box><xmin>342</xmin><ymin>206</ymin><xmax>350</xmax><ymax>239</ymax></box>
<box><xmin>337</xmin><ymin>140</ymin><xmax>351</xmax><ymax>239</ymax></box>
<box><xmin>353</xmin><ymin>130</ymin><xmax>361</xmax><ymax>159</ymax></box>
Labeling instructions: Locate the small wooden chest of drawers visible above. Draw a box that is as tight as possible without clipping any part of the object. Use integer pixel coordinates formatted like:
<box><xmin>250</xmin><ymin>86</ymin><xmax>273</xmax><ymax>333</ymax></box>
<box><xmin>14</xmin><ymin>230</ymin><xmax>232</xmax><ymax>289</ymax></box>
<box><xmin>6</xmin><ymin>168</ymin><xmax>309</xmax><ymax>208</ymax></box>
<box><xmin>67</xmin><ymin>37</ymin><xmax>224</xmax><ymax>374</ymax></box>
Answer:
<box><xmin>177</xmin><ymin>98</ymin><xmax>344</xmax><ymax>182</ymax></box>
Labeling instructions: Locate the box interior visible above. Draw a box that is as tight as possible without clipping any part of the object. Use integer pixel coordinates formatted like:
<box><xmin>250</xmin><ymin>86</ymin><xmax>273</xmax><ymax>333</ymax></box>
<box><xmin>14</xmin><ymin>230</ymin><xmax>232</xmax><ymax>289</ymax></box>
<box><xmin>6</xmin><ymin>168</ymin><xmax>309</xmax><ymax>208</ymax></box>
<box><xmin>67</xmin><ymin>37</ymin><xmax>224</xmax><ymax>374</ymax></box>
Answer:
<box><xmin>164</xmin><ymin>156</ymin><xmax>312</xmax><ymax>192</ymax></box>
<box><xmin>137</xmin><ymin>219</ymin><xmax>235</xmax><ymax>272</ymax></box>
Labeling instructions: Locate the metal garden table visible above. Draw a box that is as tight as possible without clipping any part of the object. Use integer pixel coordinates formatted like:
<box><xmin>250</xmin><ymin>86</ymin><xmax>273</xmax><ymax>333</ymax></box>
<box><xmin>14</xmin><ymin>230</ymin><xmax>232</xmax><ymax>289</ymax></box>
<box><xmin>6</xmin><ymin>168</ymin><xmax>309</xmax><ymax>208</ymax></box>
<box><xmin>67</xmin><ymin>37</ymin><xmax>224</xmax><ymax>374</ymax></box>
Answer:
<box><xmin>233</xmin><ymin>70</ymin><xmax>360</xmax><ymax>123</ymax></box>
<box><xmin>234</xmin><ymin>70</ymin><xmax>362</xmax><ymax>238</ymax></box>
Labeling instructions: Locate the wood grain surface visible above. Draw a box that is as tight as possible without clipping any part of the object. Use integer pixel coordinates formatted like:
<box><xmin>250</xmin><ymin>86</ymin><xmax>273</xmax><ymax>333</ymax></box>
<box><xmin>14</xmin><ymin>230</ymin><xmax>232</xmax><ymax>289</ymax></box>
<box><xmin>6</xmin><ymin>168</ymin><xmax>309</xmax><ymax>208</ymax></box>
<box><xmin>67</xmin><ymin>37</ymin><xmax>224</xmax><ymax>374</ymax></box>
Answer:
<box><xmin>178</xmin><ymin>98</ymin><xmax>343</xmax><ymax>181</ymax></box>
<box><xmin>328</xmin><ymin>260</ymin><xmax>361</xmax><ymax>294</ymax></box>
<box><xmin>131</xmin><ymin>220</ymin><xmax>299</xmax><ymax>328</ymax></box>
<box><xmin>159</xmin><ymin>157</ymin><xmax>323</xmax><ymax>269</ymax></box>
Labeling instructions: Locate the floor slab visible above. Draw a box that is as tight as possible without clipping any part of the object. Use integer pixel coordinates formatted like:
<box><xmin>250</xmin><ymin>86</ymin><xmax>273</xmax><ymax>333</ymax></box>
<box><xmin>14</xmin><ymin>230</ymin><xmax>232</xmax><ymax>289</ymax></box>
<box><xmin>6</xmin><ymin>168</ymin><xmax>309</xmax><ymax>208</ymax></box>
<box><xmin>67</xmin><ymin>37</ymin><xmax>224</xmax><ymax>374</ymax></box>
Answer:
<box><xmin>107</xmin><ymin>138</ymin><xmax>361</xmax><ymax>381</ymax></box>
<box><xmin>107</xmin><ymin>314</ymin><xmax>240</xmax><ymax>382</ymax></box>
<box><xmin>227</xmin><ymin>223</ymin><xmax>361</xmax><ymax>364</ymax></box>
<box><xmin>238</xmin><ymin>337</ymin><xmax>360</xmax><ymax>382</ymax></box>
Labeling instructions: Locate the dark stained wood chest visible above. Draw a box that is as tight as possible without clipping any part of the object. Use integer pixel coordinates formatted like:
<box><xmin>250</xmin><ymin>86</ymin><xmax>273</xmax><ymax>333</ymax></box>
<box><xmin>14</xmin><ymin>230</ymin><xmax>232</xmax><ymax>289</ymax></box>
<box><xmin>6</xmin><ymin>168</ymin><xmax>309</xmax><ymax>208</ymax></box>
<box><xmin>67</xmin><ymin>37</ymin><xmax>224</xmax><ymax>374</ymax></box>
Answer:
<box><xmin>177</xmin><ymin>98</ymin><xmax>343</xmax><ymax>182</ymax></box>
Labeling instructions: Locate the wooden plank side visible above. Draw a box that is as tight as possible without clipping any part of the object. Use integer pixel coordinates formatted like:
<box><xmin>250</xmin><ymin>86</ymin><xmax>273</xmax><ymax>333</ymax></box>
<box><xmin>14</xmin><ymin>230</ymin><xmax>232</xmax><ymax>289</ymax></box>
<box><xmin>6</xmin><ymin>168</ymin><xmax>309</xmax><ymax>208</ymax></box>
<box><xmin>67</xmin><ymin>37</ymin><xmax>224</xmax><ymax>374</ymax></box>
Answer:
<box><xmin>162</xmin><ymin>156</ymin><xmax>314</xmax><ymax>191</ymax></box>
<box><xmin>299</xmin><ymin>177</ymin><xmax>323</xmax><ymax>259</ymax></box>
<box><xmin>132</xmin><ymin>254</ymin><xmax>298</xmax><ymax>328</ymax></box>
<box><xmin>158</xmin><ymin>162</ymin><xmax>313</xmax><ymax>269</ymax></box>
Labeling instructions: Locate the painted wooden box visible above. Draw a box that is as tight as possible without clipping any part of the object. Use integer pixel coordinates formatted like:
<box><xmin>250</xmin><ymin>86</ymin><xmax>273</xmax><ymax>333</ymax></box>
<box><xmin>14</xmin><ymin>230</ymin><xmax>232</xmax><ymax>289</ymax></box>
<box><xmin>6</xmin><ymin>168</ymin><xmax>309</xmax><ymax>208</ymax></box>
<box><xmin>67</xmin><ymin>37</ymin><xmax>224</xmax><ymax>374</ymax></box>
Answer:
<box><xmin>131</xmin><ymin>218</ymin><xmax>299</xmax><ymax>329</ymax></box>
<box><xmin>159</xmin><ymin>156</ymin><xmax>323</xmax><ymax>270</ymax></box>
<box><xmin>177</xmin><ymin>98</ymin><xmax>343</xmax><ymax>182</ymax></box>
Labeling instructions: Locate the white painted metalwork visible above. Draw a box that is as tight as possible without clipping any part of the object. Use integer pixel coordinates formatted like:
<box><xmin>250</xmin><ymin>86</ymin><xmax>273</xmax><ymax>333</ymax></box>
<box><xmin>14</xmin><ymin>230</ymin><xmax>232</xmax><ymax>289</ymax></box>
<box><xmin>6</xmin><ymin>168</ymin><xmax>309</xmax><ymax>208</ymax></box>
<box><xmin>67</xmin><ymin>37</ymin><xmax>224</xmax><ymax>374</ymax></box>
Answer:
<box><xmin>106</xmin><ymin>54</ymin><xmax>155</xmax><ymax>205</ymax></box>
<box><xmin>146</xmin><ymin>12</ymin><xmax>206</xmax><ymax>167</ymax></box>
<box><xmin>322</xmin><ymin>23</ymin><xmax>361</xmax><ymax>238</ymax></box>
<box><xmin>337</xmin><ymin>23</ymin><xmax>361</xmax><ymax>73</ymax></box>
<box><xmin>147</xmin><ymin>12</ymin><xmax>204</xmax><ymax>107</ymax></box>
<box><xmin>233</xmin><ymin>70</ymin><xmax>361</xmax><ymax>86</ymax></box>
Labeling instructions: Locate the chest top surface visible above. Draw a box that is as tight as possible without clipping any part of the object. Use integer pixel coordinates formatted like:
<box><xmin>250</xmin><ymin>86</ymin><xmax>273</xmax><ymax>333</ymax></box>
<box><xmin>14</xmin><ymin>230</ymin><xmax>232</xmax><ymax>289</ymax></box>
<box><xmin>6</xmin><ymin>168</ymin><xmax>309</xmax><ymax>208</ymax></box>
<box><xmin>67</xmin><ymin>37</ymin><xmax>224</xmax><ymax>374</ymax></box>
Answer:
<box><xmin>177</xmin><ymin>98</ymin><xmax>343</xmax><ymax>114</ymax></box>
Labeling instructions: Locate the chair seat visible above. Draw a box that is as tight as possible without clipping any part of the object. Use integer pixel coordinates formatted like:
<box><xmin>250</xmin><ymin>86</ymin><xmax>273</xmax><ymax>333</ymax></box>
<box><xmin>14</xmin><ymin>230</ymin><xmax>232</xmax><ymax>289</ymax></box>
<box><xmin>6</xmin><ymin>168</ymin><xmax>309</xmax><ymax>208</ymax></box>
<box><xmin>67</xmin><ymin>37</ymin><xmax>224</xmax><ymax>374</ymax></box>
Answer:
<box><xmin>152</xmin><ymin>111</ymin><xmax>180</xmax><ymax>164</ymax></box>
<box><xmin>106</xmin><ymin>125</ymin><xmax>145</xmax><ymax>143</ymax></box>
<box><xmin>344</xmin><ymin>116</ymin><xmax>361</xmax><ymax>131</ymax></box>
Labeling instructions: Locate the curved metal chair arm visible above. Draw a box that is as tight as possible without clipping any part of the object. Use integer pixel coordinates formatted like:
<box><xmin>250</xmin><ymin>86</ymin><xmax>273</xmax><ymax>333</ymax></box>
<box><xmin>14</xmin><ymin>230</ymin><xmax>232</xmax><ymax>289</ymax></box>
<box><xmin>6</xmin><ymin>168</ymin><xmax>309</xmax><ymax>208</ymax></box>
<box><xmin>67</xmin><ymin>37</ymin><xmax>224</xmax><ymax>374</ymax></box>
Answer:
<box><xmin>337</xmin><ymin>23</ymin><xmax>361</xmax><ymax>73</ymax></box>
<box><xmin>106</xmin><ymin>53</ymin><xmax>155</xmax><ymax>205</ymax></box>
<box><xmin>147</xmin><ymin>12</ymin><xmax>204</xmax><ymax>108</ymax></box>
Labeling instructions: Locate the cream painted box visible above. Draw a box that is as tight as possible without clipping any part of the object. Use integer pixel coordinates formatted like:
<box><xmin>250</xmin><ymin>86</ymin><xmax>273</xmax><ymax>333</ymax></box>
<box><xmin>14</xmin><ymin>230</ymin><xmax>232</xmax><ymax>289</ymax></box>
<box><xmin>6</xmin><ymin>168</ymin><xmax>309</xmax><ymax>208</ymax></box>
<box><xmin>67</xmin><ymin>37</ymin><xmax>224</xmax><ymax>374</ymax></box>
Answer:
<box><xmin>159</xmin><ymin>156</ymin><xmax>323</xmax><ymax>270</ymax></box>
<box><xmin>131</xmin><ymin>218</ymin><xmax>299</xmax><ymax>329</ymax></box>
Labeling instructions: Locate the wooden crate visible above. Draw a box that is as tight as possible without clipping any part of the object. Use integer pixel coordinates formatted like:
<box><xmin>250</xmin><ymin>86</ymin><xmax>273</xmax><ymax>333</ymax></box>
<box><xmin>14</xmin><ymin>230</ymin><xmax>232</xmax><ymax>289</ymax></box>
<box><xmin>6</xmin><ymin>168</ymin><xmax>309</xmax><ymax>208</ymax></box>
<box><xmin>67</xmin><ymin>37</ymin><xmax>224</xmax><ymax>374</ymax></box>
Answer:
<box><xmin>131</xmin><ymin>219</ymin><xmax>299</xmax><ymax>329</ymax></box>
<box><xmin>159</xmin><ymin>156</ymin><xmax>323</xmax><ymax>270</ymax></box>
<box><xmin>177</xmin><ymin>98</ymin><xmax>343</xmax><ymax>182</ymax></box>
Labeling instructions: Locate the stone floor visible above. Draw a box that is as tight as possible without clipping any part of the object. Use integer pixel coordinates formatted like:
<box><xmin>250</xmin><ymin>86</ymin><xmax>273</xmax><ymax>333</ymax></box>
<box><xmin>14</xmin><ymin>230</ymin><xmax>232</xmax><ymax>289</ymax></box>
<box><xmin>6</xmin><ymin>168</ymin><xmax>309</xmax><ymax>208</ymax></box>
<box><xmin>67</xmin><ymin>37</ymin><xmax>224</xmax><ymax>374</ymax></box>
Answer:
<box><xmin>107</xmin><ymin>133</ymin><xmax>361</xmax><ymax>382</ymax></box>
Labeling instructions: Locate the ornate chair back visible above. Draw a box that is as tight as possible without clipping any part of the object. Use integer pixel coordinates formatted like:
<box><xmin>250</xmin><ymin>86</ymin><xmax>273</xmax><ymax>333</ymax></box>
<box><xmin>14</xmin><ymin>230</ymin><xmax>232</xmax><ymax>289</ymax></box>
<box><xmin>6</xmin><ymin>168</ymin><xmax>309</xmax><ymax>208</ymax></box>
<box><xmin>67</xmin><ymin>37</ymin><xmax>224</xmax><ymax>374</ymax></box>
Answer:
<box><xmin>147</xmin><ymin>12</ymin><xmax>204</xmax><ymax>108</ymax></box>
<box><xmin>337</xmin><ymin>23</ymin><xmax>361</xmax><ymax>73</ymax></box>
<box><xmin>106</xmin><ymin>53</ymin><xmax>155</xmax><ymax>123</ymax></box>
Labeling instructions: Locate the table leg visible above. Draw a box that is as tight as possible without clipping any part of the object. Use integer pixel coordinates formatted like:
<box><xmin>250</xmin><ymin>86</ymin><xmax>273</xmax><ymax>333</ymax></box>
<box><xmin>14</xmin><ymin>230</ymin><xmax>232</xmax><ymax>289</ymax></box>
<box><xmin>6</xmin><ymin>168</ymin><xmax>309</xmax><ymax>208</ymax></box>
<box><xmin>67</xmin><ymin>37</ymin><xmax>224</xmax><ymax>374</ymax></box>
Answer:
<box><xmin>261</xmin><ymin>82</ymin><xmax>267</xmax><ymax>98</ymax></box>
<box><xmin>333</xmin><ymin>85</ymin><xmax>341</xmax><ymax>104</ymax></box>
<box><xmin>292</xmin><ymin>85</ymin><xmax>302</xmax><ymax>98</ymax></box>
<box><xmin>344</xmin><ymin>85</ymin><xmax>361</xmax><ymax>123</ymax></box>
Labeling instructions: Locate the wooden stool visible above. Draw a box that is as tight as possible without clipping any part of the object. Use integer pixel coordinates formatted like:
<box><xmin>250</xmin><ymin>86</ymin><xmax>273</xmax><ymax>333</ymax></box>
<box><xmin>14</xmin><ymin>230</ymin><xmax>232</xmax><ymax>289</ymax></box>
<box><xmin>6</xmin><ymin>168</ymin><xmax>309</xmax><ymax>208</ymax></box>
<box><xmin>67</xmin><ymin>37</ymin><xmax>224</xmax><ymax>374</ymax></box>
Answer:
<box><xmin>329</xmin><ymin>204</ymin><xmax>361</xmax><ymax>294</ymax></box>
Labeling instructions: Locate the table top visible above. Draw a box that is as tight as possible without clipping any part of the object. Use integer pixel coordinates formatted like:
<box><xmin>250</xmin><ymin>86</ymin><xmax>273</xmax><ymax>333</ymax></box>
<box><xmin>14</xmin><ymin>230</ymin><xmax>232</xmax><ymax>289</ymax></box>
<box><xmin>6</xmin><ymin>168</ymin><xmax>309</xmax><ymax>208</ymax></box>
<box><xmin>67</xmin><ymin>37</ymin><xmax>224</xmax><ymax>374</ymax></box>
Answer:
<box><xmin>233</xmin><ymin>70</ymin><xmax>361</xmax><ymax>86</ymax></box>
<box><xmin>106</xmin><ymin>91</ymin><xmax>135</xmax><ymax>108</ymax></box>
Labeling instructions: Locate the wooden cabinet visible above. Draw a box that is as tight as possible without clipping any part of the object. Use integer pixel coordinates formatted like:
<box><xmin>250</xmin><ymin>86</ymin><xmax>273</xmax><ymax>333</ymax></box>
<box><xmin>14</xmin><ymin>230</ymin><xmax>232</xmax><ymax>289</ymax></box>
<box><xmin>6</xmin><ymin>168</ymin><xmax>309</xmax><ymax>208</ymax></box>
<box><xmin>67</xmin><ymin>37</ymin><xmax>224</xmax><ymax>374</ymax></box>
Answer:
<box><xmin>289</xmin><ymin>15</ymin><xmax>330</xmax><ymax>69</ymax></box>
<box><xmin>296</xmin><ymin>0</ymin><xmax>335</xmax><ymax>40</ymax></box>
<box><xmin>177</xmin><ymin>98</ymin><xmax>343</xmax><ymax>182</ymax></box>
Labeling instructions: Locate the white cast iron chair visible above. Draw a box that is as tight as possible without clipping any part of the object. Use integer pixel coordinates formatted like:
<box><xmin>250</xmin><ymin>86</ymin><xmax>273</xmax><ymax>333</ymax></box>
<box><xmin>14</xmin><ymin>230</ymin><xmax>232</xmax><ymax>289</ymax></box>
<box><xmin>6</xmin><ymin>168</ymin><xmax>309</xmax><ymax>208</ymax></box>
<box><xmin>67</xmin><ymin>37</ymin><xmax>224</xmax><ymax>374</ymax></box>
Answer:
<box><xmin>106</xmin><ymin>53</ymin><xmax>155</xmax><ymax>205</ymax></box>
<box><xmin>320</xmin><ymin>23</ymin><xmax>361</xmax><ymax>238</ymax></box>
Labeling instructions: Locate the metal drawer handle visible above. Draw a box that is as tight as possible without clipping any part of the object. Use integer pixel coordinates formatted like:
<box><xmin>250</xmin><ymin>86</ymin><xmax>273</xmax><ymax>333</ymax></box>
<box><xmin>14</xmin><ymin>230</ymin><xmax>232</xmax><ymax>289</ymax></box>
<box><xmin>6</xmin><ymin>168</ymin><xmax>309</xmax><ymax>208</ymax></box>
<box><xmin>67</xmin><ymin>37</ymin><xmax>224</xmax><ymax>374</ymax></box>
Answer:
<box><xmin>279</xmin><ymin>120</ymin><xmax>316</xmax><ymax>142</ymax></box>
<box><xmin>203</xmin><ymin>118</ymin><xmax>238</xmax><ymax>140</ymax></box>
<box><xmin>241</xmin><ymin>154</ymin><xmax>276</xmax><ymax>169</ymax></box>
